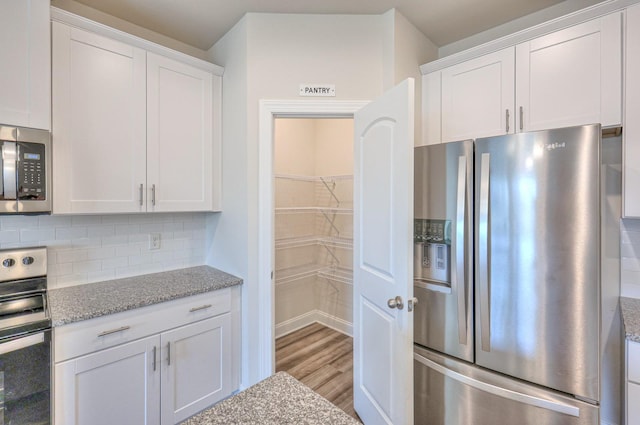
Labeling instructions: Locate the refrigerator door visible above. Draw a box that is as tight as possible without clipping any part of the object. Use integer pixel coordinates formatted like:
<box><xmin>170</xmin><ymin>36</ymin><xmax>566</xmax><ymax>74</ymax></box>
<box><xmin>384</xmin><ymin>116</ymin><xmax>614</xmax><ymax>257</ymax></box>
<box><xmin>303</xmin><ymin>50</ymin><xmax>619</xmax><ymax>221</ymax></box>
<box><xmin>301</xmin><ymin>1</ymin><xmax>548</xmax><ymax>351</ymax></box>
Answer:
<box><xmin>474</xmin><ymin>124</ymin><xmax>600</xmax><ymax>401</ymax></box>
<box><xmin>414</xmin><ymin>346</ymin><xmax>599</xmax><ymax>425</ymax></box>
<box><xmin>414</xmin><ymin>140</ymin><xmax>474</xmax><ymax>362</ymax></box>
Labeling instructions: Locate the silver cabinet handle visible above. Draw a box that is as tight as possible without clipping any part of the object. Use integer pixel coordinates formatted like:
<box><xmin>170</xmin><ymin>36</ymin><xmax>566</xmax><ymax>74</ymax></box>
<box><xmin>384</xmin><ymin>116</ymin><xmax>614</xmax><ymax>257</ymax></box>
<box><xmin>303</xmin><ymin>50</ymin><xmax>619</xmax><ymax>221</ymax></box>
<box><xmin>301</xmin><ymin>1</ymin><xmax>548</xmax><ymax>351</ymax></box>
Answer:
<box><xmin>139</xmin><ymin>184</ymin><xmax>144</xmax><ymax>206</ymax></box>
<box><xmin>479</xmin><ymin>153</ymin><xmax>491</xmax><ymax>352</ymax></box>
<box><xmin>189</xmin><ymin>304</ymin><xmax>212</xmax><ymax>313</ymax></box>
<box><xmin>97</xmin><ymin>325</ymin><xmax>130</xmax><ymax>337</ymax></box>
<box><xmin>519</xmin><ymin>106</ymin><xmax>524</xmax><ymax>131</ymax></box>
<box><xmin>454</xmin><ymin>156</ymin><xmax>468</xmax><ymax>345</ymax></box>
<box><xmin>167</xmin><ymin>341</ymin><xmax>171</xmax><ymax>366</ymax></box>
<box><xmin>387</xmin><ymin>296</ymin><xmax>404</xmax><ymax>310</ymax></box>
<box><xmin>505</xmin><ymin>109</ymin><xmax>510</xmax><ymax>133</ymax></box>
<box><xmin>152</xmin><ymin>346</ymin><xmax>157</xmax><ymax>371</ymax></box>
<box><xmin>151</xmin><ymin>184</ymin><xmax>156</xmax><ymax>206</ymax></box>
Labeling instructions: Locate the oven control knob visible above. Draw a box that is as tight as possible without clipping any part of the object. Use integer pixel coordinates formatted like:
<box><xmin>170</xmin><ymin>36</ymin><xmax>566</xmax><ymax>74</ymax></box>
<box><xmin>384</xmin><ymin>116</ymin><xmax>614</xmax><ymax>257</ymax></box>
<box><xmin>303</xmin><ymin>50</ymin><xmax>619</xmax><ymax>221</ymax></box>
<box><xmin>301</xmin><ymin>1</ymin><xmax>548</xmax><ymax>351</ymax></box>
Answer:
<box><xmin>22</xmin><ymin>256</ymin><xmax>35</xmax><ymax>265</ymax></box>
<box><xmin>2</xmin><ymin>258</ymin><xmax>15</xmax><ymax>268</ymax></box>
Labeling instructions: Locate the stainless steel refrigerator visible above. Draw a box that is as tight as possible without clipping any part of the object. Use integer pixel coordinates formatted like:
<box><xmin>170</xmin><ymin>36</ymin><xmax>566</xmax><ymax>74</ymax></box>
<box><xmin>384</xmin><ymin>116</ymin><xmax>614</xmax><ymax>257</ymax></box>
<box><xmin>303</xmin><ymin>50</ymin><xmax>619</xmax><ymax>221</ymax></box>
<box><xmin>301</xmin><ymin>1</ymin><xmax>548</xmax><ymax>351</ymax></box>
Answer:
<box><xmin>413</xmin><ymin>124</ymin><xmax>622</xmax><ymax>425</ymax></box>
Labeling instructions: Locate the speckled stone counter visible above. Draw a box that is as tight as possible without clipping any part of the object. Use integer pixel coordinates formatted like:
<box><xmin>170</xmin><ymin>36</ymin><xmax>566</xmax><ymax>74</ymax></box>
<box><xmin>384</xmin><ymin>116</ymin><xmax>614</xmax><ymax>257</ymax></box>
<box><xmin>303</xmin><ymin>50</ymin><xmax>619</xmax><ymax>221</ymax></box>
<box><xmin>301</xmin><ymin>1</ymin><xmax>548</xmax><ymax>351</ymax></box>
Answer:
<box><xmin>181</xmin><ymin>372</ymin><xmax>360</xmax><ymax>425</ymax></box>
<box><xmin>48</xmin><ymin>266</ymin><xmax>242</xmax><ymax>326</ymax></box>
<box><xmin>621</xmin><ymin>297</ymin><xmax>640</xmax><ymax>343</ymax></box>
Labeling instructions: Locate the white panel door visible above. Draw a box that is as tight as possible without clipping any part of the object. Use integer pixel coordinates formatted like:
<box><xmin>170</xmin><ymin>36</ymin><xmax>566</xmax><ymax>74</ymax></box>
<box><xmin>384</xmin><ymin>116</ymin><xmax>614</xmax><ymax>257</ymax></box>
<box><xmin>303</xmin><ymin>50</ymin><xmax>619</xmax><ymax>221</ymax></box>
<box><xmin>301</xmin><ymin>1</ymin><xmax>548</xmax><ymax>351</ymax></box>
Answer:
<box><xmin>147</xmin><ymin>52</ymin><xmax>213</xmax><ymax>212</ymax></box>
<box><xmin>54</xmin><ymin>335</ymin><xmax>160</xmax><ymax>425</ymax></box>
<box><xmin>441</xmin><ymin>48</ymin><xmax>515</xmax><ymax>142</ymax></box>
<box><xmin>51</xmin><ymin>22</ymin><xmax>147</xmax><ymax>214</ymax></box>
<box><xmin>516</xmin><ymin>13</ymin><xmax>622</xmax><ymax>132</ymax></box>
<box><xmin>0</xmin><ymin>0</ymin><xmax>50</xmax><ymax>130</ymax></box>
<box><xmin>625</xmin><ymin>4</ymin><xmax>640</xmax><ymax>218</ymax></box>
<box><xmin>353</xmin><ymin>79</ymin><xmax>414</xmax><ymax>425</ymax></box>
<box><xmin>161</xmin><ymin>314</ymin><xmax>232</xmax><ymax>424</ymax></box>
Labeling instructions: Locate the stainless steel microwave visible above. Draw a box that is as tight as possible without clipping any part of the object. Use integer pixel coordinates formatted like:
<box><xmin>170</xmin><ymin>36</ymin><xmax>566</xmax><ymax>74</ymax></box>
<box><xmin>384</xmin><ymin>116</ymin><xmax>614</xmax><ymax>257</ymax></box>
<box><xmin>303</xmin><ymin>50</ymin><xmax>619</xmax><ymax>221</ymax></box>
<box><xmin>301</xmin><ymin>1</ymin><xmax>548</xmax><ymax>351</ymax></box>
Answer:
<box><xmin>0</xmin><ymin>125</ymin><xmax>51</xmax><ymax>214</ymax></box>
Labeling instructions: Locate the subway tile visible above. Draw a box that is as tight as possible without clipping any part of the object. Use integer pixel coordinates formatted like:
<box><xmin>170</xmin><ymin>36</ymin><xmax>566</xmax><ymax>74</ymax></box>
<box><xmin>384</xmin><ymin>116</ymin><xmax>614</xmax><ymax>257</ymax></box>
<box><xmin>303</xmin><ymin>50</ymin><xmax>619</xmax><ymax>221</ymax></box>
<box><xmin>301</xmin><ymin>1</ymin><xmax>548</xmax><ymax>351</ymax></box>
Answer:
<box><xmin>0</xmin><ymin>230</ymin><xmax>20</xmax><ymax>244</ymax></box>
<box><xmin>56</xmin><ymin>227</ymin><xmax>88</xmax><ymax>240</ymax></box>
<box><xmin>102</xmin><ymin>256</ymin><xmax>128</xmax><ymax>270</ymax></box>
<box><xmin>20</xmin><ymin>228</ymin><xmax>55</xmax><ymax>243</ymax></box>
<box><xmin>87</xmin><ymin>246</ymin><xmax>116</xmax><ymax>260</ymax></box>
<box><xmin>87</xmin><ymin>225</ymin><xmax>115</xmax><ymax>238</ymax></box>
<box><xmin>72</xmin><ymin>259</ymin><xmax>102</xmax><ymax>274</ymax></box>
<box><xmin>38</xmin><ymin>216</ymin><xmax>72</xmax><ymax>228</ymax></box>
<box><xmin>71</xmin><ymin>216</ymin><xmax>102</xmax><ymax>226</ymax></box>
<box><xmin>88</xmin><ymin>269</ymin><xmax>116</xmax><ymax>283</ymax></box>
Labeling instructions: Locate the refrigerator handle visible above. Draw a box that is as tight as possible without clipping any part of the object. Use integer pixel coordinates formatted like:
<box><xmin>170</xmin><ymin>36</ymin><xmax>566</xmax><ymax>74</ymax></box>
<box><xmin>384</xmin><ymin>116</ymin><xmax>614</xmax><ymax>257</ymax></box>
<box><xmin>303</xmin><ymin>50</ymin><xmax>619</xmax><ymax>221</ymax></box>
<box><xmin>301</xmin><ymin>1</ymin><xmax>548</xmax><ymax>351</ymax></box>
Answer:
<box><xmin>414</xmin><ymin>352</ymin><xmax>580</xmax><ymax>418</ymax></box>
<box><xmin>479</xmin><ymin>153</ymin><xmax>491</xmax><ymax>352</ymax></box>
<box><xmin>454</xmin><ymin>156</ymin><xmax>468</xmax><ymax>345</ymax></box>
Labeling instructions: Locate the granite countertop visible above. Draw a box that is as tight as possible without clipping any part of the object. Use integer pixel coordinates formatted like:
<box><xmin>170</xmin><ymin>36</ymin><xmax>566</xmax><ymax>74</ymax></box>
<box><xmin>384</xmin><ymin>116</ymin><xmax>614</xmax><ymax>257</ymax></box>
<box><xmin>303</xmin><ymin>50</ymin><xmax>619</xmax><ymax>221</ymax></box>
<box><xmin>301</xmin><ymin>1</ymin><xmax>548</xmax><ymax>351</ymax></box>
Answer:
<box><xmin>181</xmin><ymin>372</ymin><xmax>360</xmax><ymax>425</ymax></box>
<box><xmin>621</xmin><ymin>297</ymin><xmax>640</xmax><ymax>343</ymax></box>
<box><xmin>48</xmin><ymin>266</ymin><xmax>242</xmax><ymax>326</ymax></box>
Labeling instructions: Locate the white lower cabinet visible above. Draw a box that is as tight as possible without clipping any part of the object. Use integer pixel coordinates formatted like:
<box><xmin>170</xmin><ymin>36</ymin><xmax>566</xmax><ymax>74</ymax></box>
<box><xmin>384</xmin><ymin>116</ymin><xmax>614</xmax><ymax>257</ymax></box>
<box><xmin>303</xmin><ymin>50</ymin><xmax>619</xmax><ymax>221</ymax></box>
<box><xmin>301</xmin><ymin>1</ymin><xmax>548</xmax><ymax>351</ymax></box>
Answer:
<box><xmin>55</xmin><ymin>336</ymin><xmax>160</xmax><ymax>425</ymax></box>
<box><xmin>53</xmin><ymin>290</ymin><xmax>238</xmax><ymax>425</ymax></box>
<box><xmin>161</xmin><ymin>314</ymin><xmax>232</xmax><ymax>424</ymax></box>
<box><xmin>627</xmin><ymin>340</ymin><xmax>640</xmax><ymax>425</ymax></box>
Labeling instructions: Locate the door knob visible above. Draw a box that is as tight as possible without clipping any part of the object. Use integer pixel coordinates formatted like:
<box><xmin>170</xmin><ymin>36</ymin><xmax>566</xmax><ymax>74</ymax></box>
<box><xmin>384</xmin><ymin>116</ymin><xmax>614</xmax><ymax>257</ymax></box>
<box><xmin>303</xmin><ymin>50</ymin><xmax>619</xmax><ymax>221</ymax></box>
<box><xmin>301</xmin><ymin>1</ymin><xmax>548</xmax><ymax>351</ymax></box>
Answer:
<box><xmin>408</xmin><ymin>297</ymin><xmax>418</xmax><ymax>312</ymax></box>
<box><xmin>387</xmin><ymin>296</ymin><xmax>404</xmax><ymax>310</ymax></box>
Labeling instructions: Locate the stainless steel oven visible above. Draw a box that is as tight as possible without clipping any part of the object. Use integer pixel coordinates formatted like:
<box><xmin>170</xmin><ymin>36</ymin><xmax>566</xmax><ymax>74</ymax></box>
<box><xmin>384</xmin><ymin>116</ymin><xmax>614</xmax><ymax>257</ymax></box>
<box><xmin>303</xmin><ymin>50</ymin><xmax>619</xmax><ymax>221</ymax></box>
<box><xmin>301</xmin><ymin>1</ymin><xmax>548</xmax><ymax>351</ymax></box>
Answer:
<box><xmin>0</xmin><ymin>247</ymin><xmax>50</xmax><ymax>424</ymax></box>
<box><xmin>0</xmin><ymin>125</ymin><xmax>51</xmax><ymax>214</ymax></box>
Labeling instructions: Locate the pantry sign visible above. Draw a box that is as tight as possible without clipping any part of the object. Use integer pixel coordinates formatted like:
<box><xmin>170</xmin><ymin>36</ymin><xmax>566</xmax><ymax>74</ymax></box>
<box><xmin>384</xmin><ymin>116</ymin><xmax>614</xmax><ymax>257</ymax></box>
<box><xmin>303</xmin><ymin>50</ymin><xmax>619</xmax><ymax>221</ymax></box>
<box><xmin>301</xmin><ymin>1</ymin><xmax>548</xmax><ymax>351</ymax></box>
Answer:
<box><xmin>299</xmin><ymin>84</ymin><xmax>336</xmax><ymax>97</ymax></box>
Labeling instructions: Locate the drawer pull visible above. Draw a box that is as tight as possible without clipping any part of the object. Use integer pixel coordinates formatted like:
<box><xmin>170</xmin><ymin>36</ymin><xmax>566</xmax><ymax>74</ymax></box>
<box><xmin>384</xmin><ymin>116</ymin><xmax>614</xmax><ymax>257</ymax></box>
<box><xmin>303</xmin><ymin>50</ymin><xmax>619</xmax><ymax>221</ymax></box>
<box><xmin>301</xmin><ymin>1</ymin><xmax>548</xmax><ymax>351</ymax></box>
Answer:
<box><xmin>189</xmin><ymin>304</ymin><xmax>212</xmax><ymax>313</ymax></box>
<box><xmin>97</xmin><ymin>326</ymin><xmax>131</xmax><ymax>337</ymax></box>
<box><xmin>167</xmin><ymin>341</ymin><xmax>171</xmax><ymax>366</ymax></box>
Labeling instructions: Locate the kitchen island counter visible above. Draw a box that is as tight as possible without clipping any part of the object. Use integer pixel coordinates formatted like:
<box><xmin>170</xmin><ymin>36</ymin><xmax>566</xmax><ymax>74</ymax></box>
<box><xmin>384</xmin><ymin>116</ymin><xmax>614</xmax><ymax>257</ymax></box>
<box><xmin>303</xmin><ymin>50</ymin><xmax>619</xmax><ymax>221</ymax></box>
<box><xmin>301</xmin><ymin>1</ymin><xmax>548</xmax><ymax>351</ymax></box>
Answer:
<box><xmin>181</xmin><ymin>372</ymin><xmax>360</xmax><ymax>425</ymax></box>
<box><xmin>621</xmin><ymin>296</ymin><xmax>640</xmax><ymax>343</ymax></box>
<box><xmin>48</xmin><ymin>265</ymin><xmax>242</xmax><ymax>326</ymax></box>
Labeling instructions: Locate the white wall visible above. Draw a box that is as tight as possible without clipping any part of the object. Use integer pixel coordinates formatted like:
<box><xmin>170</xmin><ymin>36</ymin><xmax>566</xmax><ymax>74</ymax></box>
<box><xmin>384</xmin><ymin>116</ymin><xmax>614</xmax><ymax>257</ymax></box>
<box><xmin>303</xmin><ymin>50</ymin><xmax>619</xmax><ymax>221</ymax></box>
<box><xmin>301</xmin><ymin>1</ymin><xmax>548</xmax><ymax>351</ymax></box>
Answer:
<box><xmin>208</xmin><ymin>10</ymin><xmax>436</xmax><ymax>388</ymax></box>
<box><xmin>0</xmin><ymin>213</ymin><xmax>206</xmax><ymax>289</ymax></box>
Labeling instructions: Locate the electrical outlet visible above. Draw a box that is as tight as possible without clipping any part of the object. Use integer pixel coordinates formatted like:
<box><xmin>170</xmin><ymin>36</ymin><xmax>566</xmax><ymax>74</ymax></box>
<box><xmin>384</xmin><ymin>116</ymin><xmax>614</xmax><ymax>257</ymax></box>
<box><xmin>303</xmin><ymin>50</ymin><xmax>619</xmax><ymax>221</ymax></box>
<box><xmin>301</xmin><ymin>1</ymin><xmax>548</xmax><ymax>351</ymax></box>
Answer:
<box><xmin>149</xmin><ymin>233</ymin><xmax>161</xmax><ymax>250</ymax></box>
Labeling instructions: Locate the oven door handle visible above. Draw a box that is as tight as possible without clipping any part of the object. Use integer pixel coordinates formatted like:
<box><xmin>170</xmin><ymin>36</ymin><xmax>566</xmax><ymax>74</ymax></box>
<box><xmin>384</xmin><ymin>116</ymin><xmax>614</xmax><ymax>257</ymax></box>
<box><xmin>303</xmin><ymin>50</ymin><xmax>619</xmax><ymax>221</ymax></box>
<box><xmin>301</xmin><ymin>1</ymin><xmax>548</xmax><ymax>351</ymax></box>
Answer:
<box><xmin>0</xmin><ymin>331</ymin><xmax>45</xmax><ymax>355</ymax></box>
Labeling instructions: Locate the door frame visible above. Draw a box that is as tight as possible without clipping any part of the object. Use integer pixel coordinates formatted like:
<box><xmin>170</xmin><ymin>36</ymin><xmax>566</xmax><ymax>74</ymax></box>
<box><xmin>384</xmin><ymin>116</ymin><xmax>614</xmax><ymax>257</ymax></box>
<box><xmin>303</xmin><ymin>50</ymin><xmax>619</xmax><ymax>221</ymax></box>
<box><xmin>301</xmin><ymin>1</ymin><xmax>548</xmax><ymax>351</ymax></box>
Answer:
<box><xmin>257</xmin><ymin>99</ymin><xmax>370</xmax><ymax>378</ymax></box>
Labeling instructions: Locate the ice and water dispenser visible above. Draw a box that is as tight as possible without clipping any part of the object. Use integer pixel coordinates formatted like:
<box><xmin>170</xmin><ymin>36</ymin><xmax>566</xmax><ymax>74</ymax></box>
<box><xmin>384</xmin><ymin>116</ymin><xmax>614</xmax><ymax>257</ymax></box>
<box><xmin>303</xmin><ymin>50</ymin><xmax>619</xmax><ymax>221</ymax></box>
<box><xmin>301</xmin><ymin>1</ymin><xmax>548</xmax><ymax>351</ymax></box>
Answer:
<box><xmin>414</xmin><ymin>219</ymin><xmax>451</xmax><ymax>287</ymax></box>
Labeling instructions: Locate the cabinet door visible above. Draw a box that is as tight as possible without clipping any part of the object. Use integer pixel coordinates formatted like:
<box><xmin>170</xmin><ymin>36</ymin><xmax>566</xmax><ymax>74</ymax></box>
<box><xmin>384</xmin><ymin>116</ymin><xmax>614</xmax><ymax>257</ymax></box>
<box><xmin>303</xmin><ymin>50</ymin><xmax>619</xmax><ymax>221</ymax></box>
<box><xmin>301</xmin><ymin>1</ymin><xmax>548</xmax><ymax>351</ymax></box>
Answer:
<box><xmin>516</xmin><ymin>13</ymin><xmax>622</xmax><ymax>132</ymax></box>
<box><xmin>147</xmin><ymin>52</ymin><xmax>213</xmax><ymax>212</ymax></box>
<box><xmin>52</xmin><ymin>22</ymin><xmax>147</xmax><ymax>214</ymax></box>
<box><xmin>54</xmin><ymin>335</ymin><xmax>161</xmax><ymax>425</ymax></box>
<box><xmin>161</xmin><ymin>314</ymin><xmax>232</xmax><ymax>424</ymax></box>
<box><xmin>0</xmin><ymin>0</ymin><xmax>50</xmax><ymax>130</ymax></box>
<box><xmin>422</xmin><ymin>71</ymin><xmax>442</xmax><ymax>145</ymax></box>
<box><xmin>629</xmin><ymin>382</ymin><xmax>640</xmax><ymax>425</ymax></box>
<box><xmin>441</xmin><ymin>47</ymin><xmax>515</xmax><ymax>142</ymax></box>
<box><xmin>625</xmin><ymin>4</ymin><xmax>640</xmax><ymax>218</ymax></box>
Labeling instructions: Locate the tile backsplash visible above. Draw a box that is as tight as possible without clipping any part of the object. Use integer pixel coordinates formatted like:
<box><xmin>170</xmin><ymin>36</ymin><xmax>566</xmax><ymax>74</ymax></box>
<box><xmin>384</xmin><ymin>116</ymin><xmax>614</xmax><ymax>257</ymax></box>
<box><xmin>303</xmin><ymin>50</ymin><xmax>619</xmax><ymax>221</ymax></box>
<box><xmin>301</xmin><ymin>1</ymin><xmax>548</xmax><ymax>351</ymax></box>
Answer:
<box><xmin>0</xmin><ymin>213</ymin><xmax>207</xmax><ymax>289</ymax></box>
<box><xmin>621</xmin><ymin>218</ymin><xmax>640</xmax><ymax>298</ymax></box>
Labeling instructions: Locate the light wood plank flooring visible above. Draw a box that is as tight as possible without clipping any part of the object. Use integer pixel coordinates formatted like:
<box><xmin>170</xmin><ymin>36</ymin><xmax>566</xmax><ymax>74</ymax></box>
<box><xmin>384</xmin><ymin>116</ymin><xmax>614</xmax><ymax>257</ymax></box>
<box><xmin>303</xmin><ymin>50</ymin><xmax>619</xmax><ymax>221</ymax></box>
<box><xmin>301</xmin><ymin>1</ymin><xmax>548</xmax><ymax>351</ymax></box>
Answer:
<box><xmin>276</xmin><ymin>323</ymin><xmax>361</xmax><ymax>421</ymax></box>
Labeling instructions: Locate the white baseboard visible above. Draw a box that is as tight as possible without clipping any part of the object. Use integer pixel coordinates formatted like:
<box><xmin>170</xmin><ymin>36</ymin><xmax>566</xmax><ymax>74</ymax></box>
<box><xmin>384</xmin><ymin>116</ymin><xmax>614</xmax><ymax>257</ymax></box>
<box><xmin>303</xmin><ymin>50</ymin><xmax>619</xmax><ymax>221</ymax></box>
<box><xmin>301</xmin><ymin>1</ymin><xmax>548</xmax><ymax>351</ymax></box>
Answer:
<box><xmin>275</xmin><ymin>309</ymin><xmax>353</xmax><ymax>339</ymax></box>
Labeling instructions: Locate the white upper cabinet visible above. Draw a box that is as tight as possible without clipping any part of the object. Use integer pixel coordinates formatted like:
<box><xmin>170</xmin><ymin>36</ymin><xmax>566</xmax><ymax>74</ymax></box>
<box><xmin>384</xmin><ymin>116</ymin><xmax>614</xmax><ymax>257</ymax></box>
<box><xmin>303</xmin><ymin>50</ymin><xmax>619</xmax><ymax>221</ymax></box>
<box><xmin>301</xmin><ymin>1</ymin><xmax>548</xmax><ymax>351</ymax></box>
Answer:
<box><xmin>423</xmin><ymin>12</ymin><xmax>622</xmax><ymax>144</ymax></box>
<box><xmin>52</xmin><ymin>22</ymin><xmax>147</xmax><ymax>214</ymax></box>
<box><xmin>516</xmin><ymin>13</ymin><xmax>622</xmax><ymax>132</ymax></box>
<box><xmin>624</xmin><ymin>4</ymin><xmax>640</xmax><ymax>218</ymax></box>
<box><xmin>0</xmin><ymin>0</ymin><xmax>50</xmax><ymax>130</ymax></box>
<box><xmin>51</xmin><ymin>13</ymin><xmax>222</xmax><ymax>214</ymax></box>
<box><xmin>441</xmin><ymin>48</ymin><xmax>515</xmax><ymax>143</ymax></box>
<box><xmin>147</xmin><ymin>53</ymin><xmax>213</xmax><ymax>212</ymax></box>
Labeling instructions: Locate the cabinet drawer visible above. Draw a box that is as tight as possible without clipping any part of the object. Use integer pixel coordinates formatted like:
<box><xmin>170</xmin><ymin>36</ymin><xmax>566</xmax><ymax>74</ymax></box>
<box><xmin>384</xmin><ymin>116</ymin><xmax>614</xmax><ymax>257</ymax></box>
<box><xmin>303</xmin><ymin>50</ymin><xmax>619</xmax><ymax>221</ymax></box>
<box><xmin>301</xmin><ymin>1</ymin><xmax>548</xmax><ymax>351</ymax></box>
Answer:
<box><xmin>630</xmin><ymin>341</ymin><xmax>640</xmax><ymax>384</ymax></box>
<box><xmin>54</xmin><ymin>289</ymin><xmax>231</xmax><ymax>362</ymax></box>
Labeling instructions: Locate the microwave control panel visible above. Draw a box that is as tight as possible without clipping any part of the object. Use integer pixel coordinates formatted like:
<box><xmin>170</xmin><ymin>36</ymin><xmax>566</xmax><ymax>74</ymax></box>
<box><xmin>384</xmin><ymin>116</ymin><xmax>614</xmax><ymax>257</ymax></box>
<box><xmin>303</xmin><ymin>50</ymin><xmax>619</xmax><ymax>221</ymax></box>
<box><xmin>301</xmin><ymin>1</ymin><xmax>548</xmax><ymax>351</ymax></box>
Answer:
<box><xmin>17</xmin><ymin>142</ymin><xmax>46</xmax><ymax>200</ymax></box>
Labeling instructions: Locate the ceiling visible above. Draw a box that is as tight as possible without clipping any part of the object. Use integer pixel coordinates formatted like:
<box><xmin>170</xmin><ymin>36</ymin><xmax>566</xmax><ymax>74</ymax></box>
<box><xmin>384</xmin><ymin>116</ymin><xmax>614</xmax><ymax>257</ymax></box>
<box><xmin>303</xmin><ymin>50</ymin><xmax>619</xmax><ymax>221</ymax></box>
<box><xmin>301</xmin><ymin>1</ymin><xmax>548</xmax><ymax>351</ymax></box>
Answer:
<box><xmin>66</xmin><ymin>0</ymin><xmax>597</xmax><ymax>51</ymax></box>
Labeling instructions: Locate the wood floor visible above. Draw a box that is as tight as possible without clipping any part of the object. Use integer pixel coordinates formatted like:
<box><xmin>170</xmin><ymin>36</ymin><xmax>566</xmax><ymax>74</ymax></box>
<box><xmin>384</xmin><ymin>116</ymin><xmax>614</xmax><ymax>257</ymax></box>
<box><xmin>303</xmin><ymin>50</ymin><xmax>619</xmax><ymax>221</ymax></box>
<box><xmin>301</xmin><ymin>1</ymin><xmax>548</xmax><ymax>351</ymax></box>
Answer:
<box><xmin>275</xmin><ymin>323</ymin><xmax>361</xmax><ymax>422</ymax></box>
